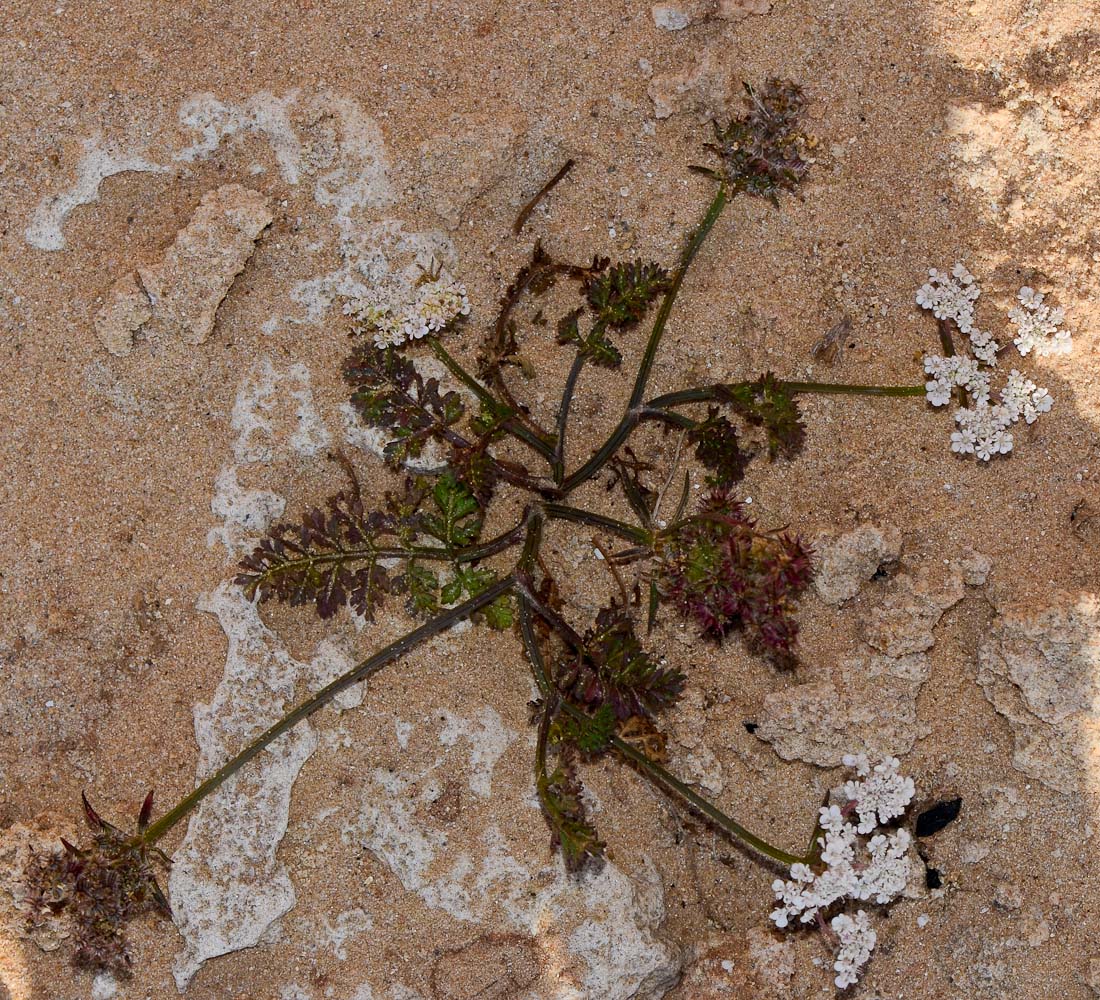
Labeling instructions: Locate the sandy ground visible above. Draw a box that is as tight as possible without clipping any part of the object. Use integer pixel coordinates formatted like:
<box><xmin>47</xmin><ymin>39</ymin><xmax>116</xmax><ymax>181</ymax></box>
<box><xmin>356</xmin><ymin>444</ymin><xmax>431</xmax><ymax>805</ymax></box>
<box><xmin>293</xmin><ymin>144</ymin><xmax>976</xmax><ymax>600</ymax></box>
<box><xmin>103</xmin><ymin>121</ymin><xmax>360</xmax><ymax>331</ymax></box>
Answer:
<box><xmin>1</xmin><ymin>1</ymin><xmax>1099</xmax><ymax>998</ymax></box>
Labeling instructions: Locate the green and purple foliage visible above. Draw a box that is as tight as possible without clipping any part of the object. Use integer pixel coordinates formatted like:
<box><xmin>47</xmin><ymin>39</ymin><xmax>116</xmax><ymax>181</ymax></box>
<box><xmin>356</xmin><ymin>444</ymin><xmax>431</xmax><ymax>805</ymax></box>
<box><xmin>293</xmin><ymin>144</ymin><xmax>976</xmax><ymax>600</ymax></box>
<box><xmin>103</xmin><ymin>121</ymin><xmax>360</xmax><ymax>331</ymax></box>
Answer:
<box><xmin>27</xmin><ymin>79</ymin><xmax>926</xmax><ymax>975</ymax></box>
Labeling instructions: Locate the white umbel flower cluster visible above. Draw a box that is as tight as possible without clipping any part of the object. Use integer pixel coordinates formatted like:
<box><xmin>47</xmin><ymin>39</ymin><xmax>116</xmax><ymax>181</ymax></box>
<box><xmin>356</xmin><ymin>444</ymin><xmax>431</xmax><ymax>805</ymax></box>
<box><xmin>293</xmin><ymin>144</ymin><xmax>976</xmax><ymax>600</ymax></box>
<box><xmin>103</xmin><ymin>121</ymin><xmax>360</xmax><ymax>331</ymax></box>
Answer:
<box><xmin>1009</xmin><ymin>286</ymin><xmax>1071</xmax><ymax>357</ymax></box>
<box><xmin>917</xmin><ymin>264</ymin><xmax>1061</xmax><ymax>462</ymax></box>
<box><xmin>770</xmin><ymin>754</ymin><xmax>916</xmax><ymax>990</ymax></box>
<box><xmin>950</xmin><ymin>403</ymin><xmax>1014</xmax><ymax>461</ymax></box>
<box><xmin>915</xmin><ymin>263</ymin><xmax>1000</xmax><ymax>363</ymax></box>
<box><xmin>1001</xmin><ymin>369</ymin><xmax>1052</xmax><ymax>425</ymax></box>
<box><xmin>923</xmin><ymin>354</ymin><xmax>990</xmax><ymax>407</ymax></box>
<box><xmin>831</xmin><ymin>911</ymin><xmax>878</xmax><ymax>989</ymax></box>
<box><xmin>346</xmin><ymin>272</ymin><xmax>471</xmax><ymax>349</ymax></box>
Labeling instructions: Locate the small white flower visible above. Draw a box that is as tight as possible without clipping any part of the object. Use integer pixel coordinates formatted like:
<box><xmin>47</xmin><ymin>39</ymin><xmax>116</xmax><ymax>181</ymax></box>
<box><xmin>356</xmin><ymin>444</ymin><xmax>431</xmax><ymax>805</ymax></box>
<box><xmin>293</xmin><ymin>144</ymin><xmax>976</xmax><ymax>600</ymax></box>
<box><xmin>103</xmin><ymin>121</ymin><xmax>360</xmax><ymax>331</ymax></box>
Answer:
<box><xmin>789</xmin><ymin>863</ymin><xmax>815</xmax><ymax>883</ymax></box>
<box><xmin>818</xmin><ymin>804</ymin><xmax>847</xmax><ymax>832</ymax></box>
<box><xmin>842</xmin><ymin>756</ymin><xmax>915</xmax><ymax>833</ymax></box>
<box><xmin>841</xmin><ymin>752</ymin><xmax>870</xmax><ymax>776</ymax></box>
<box><xmin>951</xmin><ymin>402</ymin><xmax>1015</xmax><ymax>462</ymax></box>
<box><xmin>348</xmin><ymin>271</ymin><xmax>470</xmax><ymax>349</ymax></box>
<box><xmin>831</xmin><ymin>910</ymin><xmax>877</xmax><ymax>989</ymax></box>
<box><xmin>1009</xmin><ymin>286</ymin><xmax>1071</xmax><ymax>357</ymax></box>
<box><xmin>1000</xmin><ymin>369</ymin><xmax>1053</xmax><ymax>425</ymax></box>
<box><xmin>915</xmin><ymin>264</ymin><xmax>981</xmax><ymax>333</ymax></box>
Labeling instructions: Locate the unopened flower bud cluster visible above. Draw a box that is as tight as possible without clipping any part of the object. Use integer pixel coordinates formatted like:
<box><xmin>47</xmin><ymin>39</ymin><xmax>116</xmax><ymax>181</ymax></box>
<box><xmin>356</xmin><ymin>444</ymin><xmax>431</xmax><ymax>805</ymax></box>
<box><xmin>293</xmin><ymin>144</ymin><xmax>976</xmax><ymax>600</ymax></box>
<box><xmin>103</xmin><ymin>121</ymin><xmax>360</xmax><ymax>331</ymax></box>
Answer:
<box><xmin>346</xmin><ymin>272</ymin><xmax>471</xmax><ymax>349</ymax></box>
<box><xmin>770</xmin><ymin>754</ymin><xmax>916</xmax><ymax>990</ymax></box>
<box><xmin>917</xmin><ymin>263</ymin><xmax>1066</xmax><ymax>462</ymax></box>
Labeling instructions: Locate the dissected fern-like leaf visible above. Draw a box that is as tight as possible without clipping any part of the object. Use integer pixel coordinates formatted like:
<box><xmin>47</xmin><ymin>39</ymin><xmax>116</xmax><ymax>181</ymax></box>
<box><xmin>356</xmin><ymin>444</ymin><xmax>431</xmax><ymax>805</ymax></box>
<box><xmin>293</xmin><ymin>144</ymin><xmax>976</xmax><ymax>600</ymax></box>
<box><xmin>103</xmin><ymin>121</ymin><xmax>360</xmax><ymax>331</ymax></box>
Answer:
<box><xmin>657</xmin><ymin>491</ymin><xmax>813</xmax><ymax>666</ymax></box>
<box><xmin>421</xmin><ymin>473</ymin><xmax>482</xmax><ymax>550</ymax></box>
<box><xmin>553</xmin><ymin>704</ymin><xmax>617</xmax><ymax>757</ymax></box>
<box><xmin>403</xmin><ymin>561</ymin><xmax>441</xmax><ymax>616</ymax></box>
<box><xmin>448</xmin><ymin>442</ymin><xmax>499</xmax><ymax>507</ymax></box>
<box><xmin>584</xmin><ymin>260</ymin><xmax>671</xmax><ymax>329</ymax></box>
<box><xmin>718</xmin><ymin>373</ymin><xmax>806</xmax><ymax>459</ymax></box>
<box><xmin>556</xmin><ymin>307</ymin><xmax>623</xmax><ymax>369</ymax></box>
<box><xmin>557</xmin><ymin>608</ymin><xmax>685</xmax><ymax>721</ymax></box>
<box><xmin>537</xmin><ymin>757</ymin><xmax>605</xmax><ymax>871</ymax></box>
<box><xmin>344</xmin><ymin>343</ymin><xmax>465</xmax><ymax>466</ymax></box>
<box><xmin>480</xmin><ymin>592</ymin><xmax>515</xmax><ymax>631</ymax></box>
<box><xmin>689</xmin><ymin>407</ymin><xmax>751</xmax><ymax>487</ymax></box>
<box><xmin>237</xmin><ymin>490</ymin><xmax>396</xmax><ymax>620</ymax></box>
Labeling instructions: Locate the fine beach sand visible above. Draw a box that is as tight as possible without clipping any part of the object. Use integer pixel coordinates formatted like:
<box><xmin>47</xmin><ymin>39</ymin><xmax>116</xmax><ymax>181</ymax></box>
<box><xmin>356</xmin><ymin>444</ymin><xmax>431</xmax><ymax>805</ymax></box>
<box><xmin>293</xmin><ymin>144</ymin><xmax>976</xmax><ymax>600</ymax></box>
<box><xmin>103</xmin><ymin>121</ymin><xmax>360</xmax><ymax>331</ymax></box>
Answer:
<box><xmin>1</xmin><ymin>2</ymin><xmax>1099</xmax><ymax>998</ymax></box>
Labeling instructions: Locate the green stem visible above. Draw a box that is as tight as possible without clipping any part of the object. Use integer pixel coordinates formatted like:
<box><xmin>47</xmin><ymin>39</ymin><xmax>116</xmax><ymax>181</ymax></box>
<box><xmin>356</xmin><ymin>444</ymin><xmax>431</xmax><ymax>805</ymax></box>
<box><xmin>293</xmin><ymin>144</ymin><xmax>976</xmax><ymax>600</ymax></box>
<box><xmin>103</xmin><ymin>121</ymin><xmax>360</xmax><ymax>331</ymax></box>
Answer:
<box><xmin>141</xmin><ymin>576</ymin><xmax>515</xmax><ymax>846</ymax></box>
<box><xmin>553</xmin><ymin>352</ymin><xmax>587</xmax><ymax>484</ymax></box>
<box><xmin>605</xmin><ymin>727</ymin><xmax>807</xmax><ymax>867</ymax></box>
<box><xmin>781</xmin><ymin>381</ymin><xmax>925</xmax><ymax>397</ymax></box>
<box><xmin>428</xmin><ymin>338</ymin><xmax>558</xmax><ymax>465</ymax></box>
<box><xmin>543</xmin><ymin>503</ymin><xmax>652</xmax><ymax>545</ymax></box>
<box><xmin>518</xmin><ymin>596</ymin><xmax>552</xmax><ymax>696</ymax></box>
<box><xmin>629</xmin><ymin>185</ymin><xmax>729</xmax><ymax>408</ymax></box>
<box><xmin>563</xmin><ymin>185</ymin><xmax>730</xmax><ymax>492</ymax></box>
<box><xmin>647</xmin><ymin>381</ymin><xmax>925</xmax><ymax>409</ymax></box>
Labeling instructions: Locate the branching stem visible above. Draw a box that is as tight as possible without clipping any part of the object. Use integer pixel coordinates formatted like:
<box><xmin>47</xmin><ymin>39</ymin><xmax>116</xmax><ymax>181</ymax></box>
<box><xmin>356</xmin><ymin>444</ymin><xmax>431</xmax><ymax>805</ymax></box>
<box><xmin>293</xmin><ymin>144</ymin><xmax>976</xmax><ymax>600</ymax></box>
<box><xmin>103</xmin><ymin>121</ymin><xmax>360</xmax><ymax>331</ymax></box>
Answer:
<box><xmin>428</xmin><ymin>338</ymin><xmax>558</xmax><ymax>465</ymax></box>
<box><xmin>542</xmin><ymin>503</ymin><xmax>651</xmax><ymax>545</ymax></box>
<box><xmin>563</xmin><ymin>185</ymin><xmax>729</xmax><ymax>492</ymax></box>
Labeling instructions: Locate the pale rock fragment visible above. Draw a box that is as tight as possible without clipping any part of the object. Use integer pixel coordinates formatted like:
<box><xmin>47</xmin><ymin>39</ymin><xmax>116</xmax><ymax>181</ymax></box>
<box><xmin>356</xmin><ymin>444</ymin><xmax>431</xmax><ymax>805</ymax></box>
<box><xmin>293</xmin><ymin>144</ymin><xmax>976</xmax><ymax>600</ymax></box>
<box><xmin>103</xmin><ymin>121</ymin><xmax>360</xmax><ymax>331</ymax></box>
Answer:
<box><xmin>90</xmin><ymin>973</ymin><xmax>118</xmax><ymax>1000</ymax></box>
<box><xmin>993</xmin><ymin>882</ymin><xmax>1023</xmax><ymax>910</ymax></box>
<box><xmin>652</xmin><ymin>4</ymin><xmax>693</xmax><ymax>30</ymax></box>
<box><xmin>984</xmin><ymin>784</ymin><xmax>1028</xmax><ymax>831</ymax></box>
<box><xmin>812</xmin><ymin>524</ymin><xmax>902</xmax><ymax>606</ymax></box>
<box><xmin>958</xmin><ymin>548</ymin><xmax>992</xmax><ymax>586</ymax></box>
<box><xmin>648</xmin><ymin>49</ymin><xmax>729</xmax><ymax>120</ymax></box>
<box><xmin>93</xmin><ymin>184</ymin><xmax>273</xmax><ymax>355</ymax></box>
<box><xmin>1023</xmin><ymin>909</ymin><xmax>1051</xmax><ymax>947</ymax></box>
<box><xmin>863</xmin><ymin>563</ymin><xmax>967</xmax><ymax>657</ymax></box>
<box><xmin>960</xmin><ymin>840</ymin><xmax>990</xmax><ymax>864</ymax></box>
<box><xmin>976</xmin><ymin>594</ymin><xmax>1100</xmax><ymax>793</ymax></box>
<box><xmin>755</xmin><ymin>681</ymin><xmax>848</xmax><ymax>766</ymax></box>
<box><xmin>92</xmin><ymin>269</ymin><xmax>152</xmax><ymax>356</ymax></box>
<box><xmin>756</xmin><ymin>655</ymin><xmax>931</xmax><ymax>766</ymax></box>
<box><xmin>759</xmin><ymin>554</ymin><xmax>987</xmax><ymax>765</ymax></box>
<box><xmin>671</xmin><ymin>688</ymin><xmax>725</xmax><ymax>794</ymax></box>
<box><xmin>717</xmin><ymin>0</ymin><xmax>772</xmax><ymax>16</ymax></box>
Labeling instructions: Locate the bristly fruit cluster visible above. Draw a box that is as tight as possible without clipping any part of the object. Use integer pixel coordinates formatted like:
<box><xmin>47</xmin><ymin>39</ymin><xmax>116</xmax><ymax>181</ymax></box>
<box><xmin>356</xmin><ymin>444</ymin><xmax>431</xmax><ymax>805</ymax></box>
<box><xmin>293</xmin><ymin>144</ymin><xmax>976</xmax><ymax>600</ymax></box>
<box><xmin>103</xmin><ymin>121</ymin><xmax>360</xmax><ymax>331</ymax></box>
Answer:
<box><xmin>657</xmin><ymin>492</ymin><xmax>812</xmax><ymax>666</ymax></box>
<box><xmin>24</xmin><ymin>794</ymin><xmax>169</xmax><ymax>975</ymax></box>
<box><xmin>32</xmin><ymin>77</ymin><xmax>934</xmax><ymax>992</ymax></box>
<box><xmin>695</xmin><ymin>79</ymin><xmax>811</xmax><ymax>202</ymax></box>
